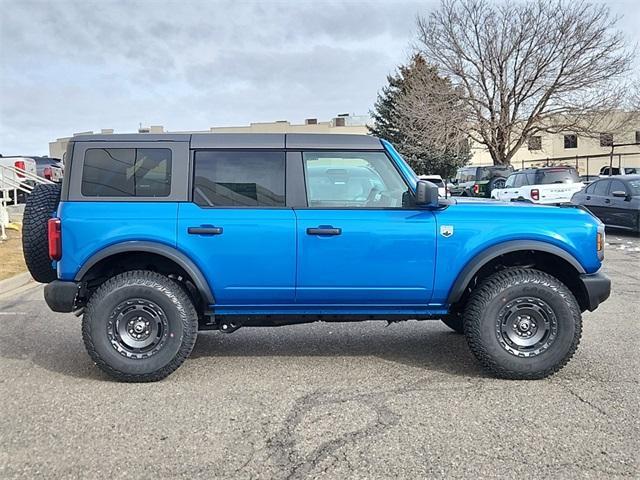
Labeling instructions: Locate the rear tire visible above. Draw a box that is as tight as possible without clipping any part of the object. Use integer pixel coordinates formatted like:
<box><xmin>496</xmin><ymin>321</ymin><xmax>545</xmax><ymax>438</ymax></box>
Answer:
<box><xmin>22</xmin><ymin>183</ymin><xmax>61</xmax><ymax>283</ymax></box>
<box><xmin>463</xmin><ymin>268</ymin><xmax>581</xmax><ymax>380</ymax></box>
<box><xmin>82</xmin><ymin>271</ymin><xmax>198</xmax><ymax>382</ymax></box>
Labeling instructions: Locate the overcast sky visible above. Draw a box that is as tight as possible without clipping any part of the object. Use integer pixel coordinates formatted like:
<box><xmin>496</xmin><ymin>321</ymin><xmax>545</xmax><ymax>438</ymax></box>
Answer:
<box><xmin>1</xmin><ymin>0</ymin><xmax>638</xmax><ymax>155</ymax></box>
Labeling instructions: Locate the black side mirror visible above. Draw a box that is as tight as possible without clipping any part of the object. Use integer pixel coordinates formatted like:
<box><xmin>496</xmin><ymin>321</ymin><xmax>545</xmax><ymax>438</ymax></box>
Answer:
<box><xmin>415</xmin><ymin>180</ymin><xmax>439</xmax><ymax>207</ymax></box>
<box><xmin>611</xmin><ymin>190</ymin><xmax>629</xmax><ymax>199</ymax></box>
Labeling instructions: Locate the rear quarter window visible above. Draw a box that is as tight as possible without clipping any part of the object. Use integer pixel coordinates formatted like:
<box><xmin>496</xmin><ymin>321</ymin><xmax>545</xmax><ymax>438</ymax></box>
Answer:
<box><xmin>81</xmin><ymin>148</ymin><xmax>171</xmax><ymax>197</ymax></box>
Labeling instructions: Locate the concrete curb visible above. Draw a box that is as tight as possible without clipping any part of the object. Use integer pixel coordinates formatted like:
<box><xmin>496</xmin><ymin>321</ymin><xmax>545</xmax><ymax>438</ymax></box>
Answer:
<box><xmin>0</xmin><ymin>272</ymin><xmax>33</xmax><ymax>297</ymax></box>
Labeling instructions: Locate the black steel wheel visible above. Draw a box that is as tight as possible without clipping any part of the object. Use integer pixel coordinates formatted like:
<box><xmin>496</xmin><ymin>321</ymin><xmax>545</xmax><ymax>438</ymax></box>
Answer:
<box><xmin>463</xmin><ymin>268</ymin><xmax>581</xmax><ymax>380</ymax></box>
<box><xmin>496</xmin><ymin>297</ymin><xmax>558</xmax><ymax>357</ymax></box>
<box><xmin>83</xmin><ymin>270</ymin><xmax>197</xmax><ymax>382</ymax></box>
<box><xmin>108</xmin><ymin>298</ymin><xmax>169</xmax><ymax>359</ymax></box>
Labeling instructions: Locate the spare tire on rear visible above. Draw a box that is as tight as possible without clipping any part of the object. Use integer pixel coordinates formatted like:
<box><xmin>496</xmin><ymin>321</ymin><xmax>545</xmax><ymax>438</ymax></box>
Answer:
<box><xmin>22</xmin><ymin>183</ymin><xmax>61</xmax><ymax>283</ymax></box>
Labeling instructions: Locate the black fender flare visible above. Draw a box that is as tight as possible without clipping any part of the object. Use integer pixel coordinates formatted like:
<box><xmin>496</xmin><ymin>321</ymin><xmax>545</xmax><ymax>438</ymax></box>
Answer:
<box><xmin>74</xmin><ymin>241</ymin><xmax>215</xmax><ymax>305</ymax></box>
<box><xmin>446</xmin><ymin>240</ymin><xmax>585</xmax><ymax>305</ymax></box>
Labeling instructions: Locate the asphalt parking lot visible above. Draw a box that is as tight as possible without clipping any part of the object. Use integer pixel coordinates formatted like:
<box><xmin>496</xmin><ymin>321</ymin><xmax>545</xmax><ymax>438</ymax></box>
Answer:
<box><xmin>0</xmin><ymin>234</ymin><xmax>638</xmax><ymax>479</ymax></box>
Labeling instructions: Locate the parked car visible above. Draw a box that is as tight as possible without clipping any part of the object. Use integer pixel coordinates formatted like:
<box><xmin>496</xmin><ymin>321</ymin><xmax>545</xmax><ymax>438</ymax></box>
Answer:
<box><xmin>449</xmin><ymin>165</ymin><xmax>513</xmax><ymax>197</ymax></box>
<box><xmin>599</xmin><ymin>166</ymin><xmax>639</xmax><ymax>177</ymax></box>
<box><xmin>571</xmin><ymin>175</ymin><xmax>640</xmax><ymax>234</ymax></box>
<box><xmin>419</xmin><ymin>174</ymin><xmax>447</xmax><ymax>196</ymax></box>
<box><xmin>491</xmin><ymin>167</ymin><xmax>583</xmax><ymax>204</ymax></box>
<box><xmin>34</xmin><ymin>156</ymin><xmax>64</xmax><ymax>182</ymax></box>
<box><xmin>22</xmin><ymin>133</ymin><xmax>610</xmax><ymax>382</ymax></box>
<box><xmin>579</xmin><ymin>175</ymin><xmax>599</xmax><ymax>185</ymax></box>
<box><xmin>0</xmin><ymin>156</ymin><xmax>38</xmax><ymax>201</ymax></box>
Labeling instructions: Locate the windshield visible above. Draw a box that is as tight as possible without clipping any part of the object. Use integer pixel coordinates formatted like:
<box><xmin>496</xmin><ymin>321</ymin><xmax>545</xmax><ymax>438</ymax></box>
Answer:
<box><xmin>456</xmin><ymin>167</ymin><xmax>477</xmax><ymax>183</ymax></box>
<box><xmin>628</xmin><ymin>180</ymin><xmax>640</xmax><ymax>195</ymax></box>
<box><xmin>535</xmin><ymin>168</ymin><xmax>579</xmax><ymax>184</ymax></box>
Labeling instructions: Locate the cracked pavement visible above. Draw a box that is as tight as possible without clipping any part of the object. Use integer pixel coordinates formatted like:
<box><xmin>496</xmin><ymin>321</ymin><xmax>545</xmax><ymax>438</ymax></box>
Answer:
<box><xmin>0</xmin><ymin>234</ymin><xmax>638</xmax><ymax>479</ymax></box>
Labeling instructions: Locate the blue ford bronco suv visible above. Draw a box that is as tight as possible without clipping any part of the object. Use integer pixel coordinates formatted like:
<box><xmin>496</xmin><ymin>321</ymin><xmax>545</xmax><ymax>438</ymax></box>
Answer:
<box><xmin>22</xmin><ymin>133</ymin><xmax>611</xmax><ymax>382</ymax></box>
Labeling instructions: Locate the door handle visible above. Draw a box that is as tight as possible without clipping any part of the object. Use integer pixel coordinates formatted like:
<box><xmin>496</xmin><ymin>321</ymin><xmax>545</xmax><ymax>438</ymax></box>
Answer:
<box><xmin>188</xmin><ymin>226</ymin><xmax>223</xmax><ymax>235</ymax></box>
<box><xmin>306</xmin><ymin>227</ymin><xmax>341</xmax><ymax>236</ymax></box>
<box><xmin>605</xmin><ymin>199</ymin><xmax>611</xmax><ymax>204</ymax></box>
<box><xmin>586</xmin><ymin>196</ymin><xmax>591</xmax><ymax>200</ymax></box>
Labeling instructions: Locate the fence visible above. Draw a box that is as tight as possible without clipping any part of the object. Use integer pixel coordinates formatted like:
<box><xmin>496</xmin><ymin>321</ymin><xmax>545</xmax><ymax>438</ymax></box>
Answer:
<box><xmin>518</xmin><ymin>149</ymin><xmax>640</xmax><ymax>176</ymax></box>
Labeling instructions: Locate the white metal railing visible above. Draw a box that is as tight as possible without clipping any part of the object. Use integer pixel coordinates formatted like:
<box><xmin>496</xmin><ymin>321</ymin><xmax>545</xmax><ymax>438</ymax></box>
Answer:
<box><xmin>0</xmin><ymin>164</ymin><xmax>54</xmax><ymax>206</ymax></box>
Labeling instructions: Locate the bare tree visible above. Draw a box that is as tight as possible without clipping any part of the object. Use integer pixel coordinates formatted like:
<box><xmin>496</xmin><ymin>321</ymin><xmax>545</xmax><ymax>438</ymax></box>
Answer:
<box><xmin>416</xmin><ymin>0</ymin><xmax>635</xmax><ymax>165</ymax></box>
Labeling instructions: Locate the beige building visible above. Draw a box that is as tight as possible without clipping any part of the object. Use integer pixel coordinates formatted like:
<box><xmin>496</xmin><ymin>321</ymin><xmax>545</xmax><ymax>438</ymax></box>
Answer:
<box><xmin>469</xmin><ymin>113</ymin><xmax>640</xmax><ymax>175</ymax></box>
<box><xmin>49</xmin><ymin>114</ymin><xmax>370</xmax><ymax>160</ymax></box>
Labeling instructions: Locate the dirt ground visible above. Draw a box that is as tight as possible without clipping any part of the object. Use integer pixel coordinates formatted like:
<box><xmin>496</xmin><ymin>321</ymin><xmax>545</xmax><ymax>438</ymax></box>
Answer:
<box><xmin>0</xmin><ymin>228</ymin><xmax>26</xmax><ymax>281</ymax></box>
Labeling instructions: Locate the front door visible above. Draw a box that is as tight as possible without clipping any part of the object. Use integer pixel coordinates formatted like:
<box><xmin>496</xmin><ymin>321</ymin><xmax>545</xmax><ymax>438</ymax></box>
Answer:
<box><xmin>294</xmin><ymin>150</ymin><xmax>436</xmax><ymax>306</ymax></box>
<box><xmin>177</xmin><ymin>150</ymin><xmax>296</xmax><ymax>307</ymax></box>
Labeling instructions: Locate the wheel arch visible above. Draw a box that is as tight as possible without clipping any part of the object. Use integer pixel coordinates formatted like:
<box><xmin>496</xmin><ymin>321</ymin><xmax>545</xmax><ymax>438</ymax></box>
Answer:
<box><xmin>447</xmin><ymin>240</ymin><xmax>588</xmax><ymax>311</ymax></box>
<box><xmin>75</xmin><ymin>241</ymin><xmax>215</xmax><ymax>306</ymax></box>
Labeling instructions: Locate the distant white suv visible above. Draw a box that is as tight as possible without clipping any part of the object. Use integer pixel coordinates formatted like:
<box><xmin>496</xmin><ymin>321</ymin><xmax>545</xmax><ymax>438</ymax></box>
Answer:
<box><xmin>491</xmin><ymin>166</ymin><xmax>584</xmax><ymax>204</ymax></box>
<box><xmin>419</xmin><ymin>175</ymin><xmax>448</xmax><ymax>197</ymax></box>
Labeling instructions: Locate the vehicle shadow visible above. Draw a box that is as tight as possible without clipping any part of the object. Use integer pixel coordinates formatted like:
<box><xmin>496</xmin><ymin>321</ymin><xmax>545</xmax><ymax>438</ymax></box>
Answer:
<box><xmin>190</xmin><ymin>321</ymin><xmax>483</xmax><ymax>378</ymax></box>
<box><xmin>0</xmin><ymin>308</ymin><xmax>482</xmax><ymax>380</ymax></box>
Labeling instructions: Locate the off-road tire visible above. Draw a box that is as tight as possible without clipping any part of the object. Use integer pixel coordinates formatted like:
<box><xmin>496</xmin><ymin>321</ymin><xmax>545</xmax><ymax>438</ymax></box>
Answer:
<box><xmin>487</xmin><ymin>176</ymin><xmax>506</xmax><ymax>197</ymax></box>
<box><xmin>82</xmin><ymin>270</ymin><xmax>198</xmax><ymax>382</ymax></box>
<box><xmin>463</xmin><ymin>268</ymin><xmax>582</xmax><ymax>380</ymax></box>
<box><xmin>22</xmin><ymin>183</ymin><xmax>61</xmax><ymax>283</ymax></box>
<box><xmin>441</xmin><ymin>314</ymin><xmax>464</xmax><ymax>334</ymax></box>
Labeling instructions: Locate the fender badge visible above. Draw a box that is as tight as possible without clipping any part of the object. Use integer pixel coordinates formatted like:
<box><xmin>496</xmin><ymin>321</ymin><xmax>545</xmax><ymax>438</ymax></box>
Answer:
<box><xmin>440</xmin><ymin>225</ymin><xmax>454</xmax><ymax>238</ymax></box>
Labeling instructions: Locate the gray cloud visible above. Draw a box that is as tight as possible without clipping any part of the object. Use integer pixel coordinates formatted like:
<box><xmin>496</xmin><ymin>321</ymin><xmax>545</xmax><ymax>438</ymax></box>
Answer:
<box><xmin>1</xmin><ymin>0</ymin><xmax>637</xmax><ymax>155</ymax></box>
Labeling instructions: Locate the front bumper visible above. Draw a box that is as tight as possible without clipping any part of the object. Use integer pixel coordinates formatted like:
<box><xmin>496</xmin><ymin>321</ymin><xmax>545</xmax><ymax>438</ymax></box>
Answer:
<box><xmin>579</xmin><ymin>272</ymin><xmax>611</xmax><ymax>311</ymax></box>
<box><xmin>44</xmin><ymin>280</ymin><xmax>80</xmax><ymax>312</ymax></box>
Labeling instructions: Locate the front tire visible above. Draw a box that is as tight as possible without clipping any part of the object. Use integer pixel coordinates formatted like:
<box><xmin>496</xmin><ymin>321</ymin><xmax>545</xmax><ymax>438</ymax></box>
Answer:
<box><xmin>464</xmin><ymin>268</ymin><xmax>581</xmax><ymax>380</ymax></box>
<box><xmin>82</xmin><ymin>271</ymin><xmax>197</xmax><ymax>382</ymax></box>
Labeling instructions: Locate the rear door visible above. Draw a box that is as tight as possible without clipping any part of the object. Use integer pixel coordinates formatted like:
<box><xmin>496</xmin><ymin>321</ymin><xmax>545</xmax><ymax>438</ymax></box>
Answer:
<box><xmin>606</xmin><ymin>179</ymin><xmax>633</xmax><ymax>229</ymax></box>
<box><xmin>177</xmin><ymin>149</ymin><xmax>296</xmax><ymax>307</ymax></box>
<box><xmin>584</xmin><ymin>180</ymin><xmax>611</xmax><ymax>222</ymax></box>
<box><xmin>293</xmin><ymin>150</ymin><xmax>436</xmax><ymax>306</ymax></box>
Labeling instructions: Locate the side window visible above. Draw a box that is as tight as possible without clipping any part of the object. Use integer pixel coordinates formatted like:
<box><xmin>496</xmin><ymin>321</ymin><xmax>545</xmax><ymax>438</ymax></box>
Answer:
<box><xmin>81</xmin><ymin>148</ymin><xmax>171</xmax><ymax>197</ymax></box>
<box><xmin>513</xmin><ymin>174</ymin><xmax>526</xmax><ymax>188</ymax></box>
<box><xmin>505</xmin><ymin>175</ymin><xmax>516</xmax><ymax>187</ymax></box>
<box><xmin>302</xmin><ymin>151</ymin><xmax>408</xmax><ymax>208</ymax></box>
<box><xmin>193</xmin><ymin>151</ymin><xmax>285</xmax><ymax>207</ymax></box>
<box><xmin>609</xmin><ymin>180</ymin><xmax>626</xmax><ymax>195</ymax></box>
<box><xmin>584</xmin><ymin>183</ymin><xmax>596</xmax><ymax>194</ymax></box>
<box><xmin>593</xmin><ymin>180</ymin><xmax>610</xmax><ymax>196</ymax></box>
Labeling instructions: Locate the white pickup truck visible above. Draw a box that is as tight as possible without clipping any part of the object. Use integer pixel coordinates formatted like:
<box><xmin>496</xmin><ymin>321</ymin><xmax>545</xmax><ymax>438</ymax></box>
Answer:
<box><xmin>491</xmin><ymin>166</ymin><xmax>584</xmax><ymax>204</ymax></box>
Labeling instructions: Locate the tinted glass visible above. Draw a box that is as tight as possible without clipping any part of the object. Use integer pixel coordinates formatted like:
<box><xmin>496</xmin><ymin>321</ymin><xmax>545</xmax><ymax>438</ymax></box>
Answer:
<box><xmin>609</xmin><ymin>180</ymin><xmax>626</xmax><ymax>195</ymax></box>
<box><xmin>584</xmin><ymin>183</ymin><xmax>596</xmax><ymax>194</ymax></box>
<box><xmin>193</xmin><ymin>151</ymin><xmax>285</xmax><ymax>207</ymax></box>
<box><xmin>513</xmin><ymin>174</ymin><xmax>527</xmax><ymax>187</ymax></box>
<box><xmin>455</xmin><ymin>167</ymin><xmax>477</xmax><ymax>182</ymax></box>
<box><xmin>593</xmin><ymin>180</ymin><xmax>610</xmax><ymax>196</ymax></box>
<box><xmin>628</xmin><ymin>180</ymin><xmax>640</xmax><ymax>195</ymax></box>
<box><xmin>303</xmin><ymin>151</ymin><xmax>408</xmax><ymax>208</ymax></box>
<box><xmin>82</xmin><ymin>148</ymin><xmax>171</xmax><ymax>197</ymax></box>
<box><xmin>535</xmin><ymin>168</ymin><xmax>579</xmax><ymax>184</ymax></box>
<box><xmin>505</xmin><ymin>174</ymin><xmax>516</xmax><ymax>187</ymax></box>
